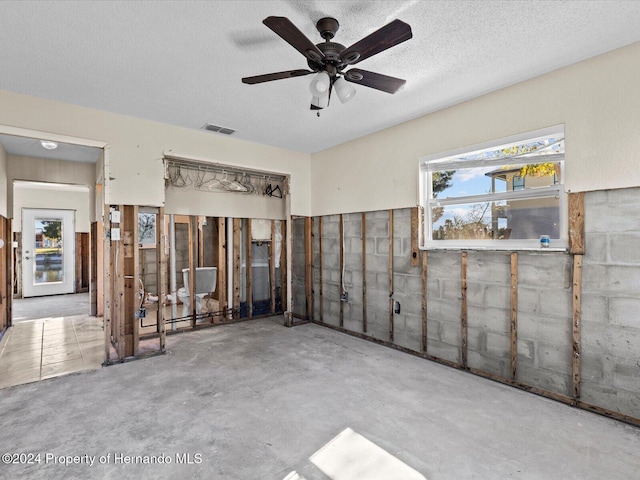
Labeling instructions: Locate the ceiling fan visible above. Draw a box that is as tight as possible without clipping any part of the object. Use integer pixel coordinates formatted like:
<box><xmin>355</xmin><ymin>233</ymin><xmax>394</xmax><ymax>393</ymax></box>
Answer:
<box><xmin>241</xmin><ymin>16</ymin><xmax>412</xmax><ymax>112</ymax></box>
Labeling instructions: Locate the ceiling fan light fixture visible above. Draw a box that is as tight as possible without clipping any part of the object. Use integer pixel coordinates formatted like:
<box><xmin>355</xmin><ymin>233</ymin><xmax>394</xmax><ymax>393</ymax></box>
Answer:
<box><xmin>311</xmin><ymin>95</ymin><xmax>329</xmax><ymax>109</ymax></box>
<box><xmin>309</xmin><ymin>71</ymin><xmax>330</xmax><ymax>97</ymax></box>
<box><xmin>40</xmin><ymin>140</ymin><xmax>58</xmax><ymax>150</ymax></box>
<box><xmin>334</xmin><ymin>77</ymin><xmax>356</xmax><ymax>104</ymax></box>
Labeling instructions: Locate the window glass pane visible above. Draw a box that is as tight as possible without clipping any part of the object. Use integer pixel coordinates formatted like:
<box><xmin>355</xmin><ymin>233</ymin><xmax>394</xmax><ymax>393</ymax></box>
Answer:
<box><xmin>35</xmin><ymin>218</ymin><xmax>64</xmax><ymax>284</ymax></box>
<box><xmin>432</xmin><ymin>196</ymin><xmax>560</xmax><ymax>241</ymax></box>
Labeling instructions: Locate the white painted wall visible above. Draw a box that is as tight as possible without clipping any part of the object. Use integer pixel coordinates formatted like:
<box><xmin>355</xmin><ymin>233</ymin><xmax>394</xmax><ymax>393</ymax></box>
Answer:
<box><xmin>165</xmin><ymin>186</ymin><xmax>285</xmax><ymax>220</ymax></box>
<box><xmin>0</xmin><ymin>93</ymin><xmax>312</xmax><ymax>216</ymax></box>
<box><xmin>0</xmin><ymin>143</ymin><xmax>7</xmax><ymax>218</ymax></box>
<box><xmin>13</xmin><ymin>183</ymin><xmax>90</xmax><ymax>233</ymax></box>
<box><xmin>7</xmin><ymin>156</ymin><xmax>96</xmax><ymax>222</ymax></box>
<box><xmin>310</xmin><ymin>41</ymin><xmax>640</xmax><ymax>216</ymax></box>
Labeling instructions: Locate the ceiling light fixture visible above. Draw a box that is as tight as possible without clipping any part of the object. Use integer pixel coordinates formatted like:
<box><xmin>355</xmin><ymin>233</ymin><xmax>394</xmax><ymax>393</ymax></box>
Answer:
<box><xmin>333</xmin><ymin>77</ymin><xmax>356</xmax><ymax>104</ymax></box>
<box><xmin>309</xmin><ymin>71</ymin><xmax>330</xmax><ymax>98</ymax></box>
<box><xmin>40</xmin><ymin>140</ymin><xmax>58</xmax><ymax>150</ymax></box>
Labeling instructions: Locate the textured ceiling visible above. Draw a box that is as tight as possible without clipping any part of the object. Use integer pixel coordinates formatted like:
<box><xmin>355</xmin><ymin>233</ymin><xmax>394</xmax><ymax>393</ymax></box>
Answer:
<box><xmin>1</xmin><ymin>0</ymin><xmax>640</xmax><ymax>157</ymax></box>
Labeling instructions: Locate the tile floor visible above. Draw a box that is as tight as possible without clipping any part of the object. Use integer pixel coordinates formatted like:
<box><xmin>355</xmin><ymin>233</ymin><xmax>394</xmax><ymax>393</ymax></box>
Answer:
<box><xmin>0</xmin><ymin>315</ymin><xmax>104</xmax><ymax>389</ymax></box>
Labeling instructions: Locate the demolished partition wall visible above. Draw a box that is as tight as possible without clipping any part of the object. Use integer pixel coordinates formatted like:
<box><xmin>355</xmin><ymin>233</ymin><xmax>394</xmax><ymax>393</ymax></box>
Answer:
<box><xmin>301</xmin><ymin>187</ymin><xmax>640</xmax><ymax>427</ymax></box>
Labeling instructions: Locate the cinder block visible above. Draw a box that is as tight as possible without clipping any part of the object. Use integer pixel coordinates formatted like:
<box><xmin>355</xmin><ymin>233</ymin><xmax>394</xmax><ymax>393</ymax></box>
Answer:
<box><xmin>345</xmin><ymin>253</ymin><xmax>363</xmax><ymax>270</ymax></box>
<box><xmin>583</xmin><ymin>233</ymin><xmax>608</xmax><ymax>263</ymax></box>
<box><xmin>610</xmin><ymin>234</ymin><xmax>640</xmax><ymax>264</ymax></box>
<box><xmin>516</xmin><ymin>363</ymin><xmax>570</xmax><ymax>396</ymax></box>
<box><xmin>393</xmin><ymin>330</ymin><xmax>421</xmax><ymax>353</ymax></box>
<box><xmin>467</xmin><ymin>305</ymin><xmax>509</xmax><ymax>333</ymax></box>
<box><xmin>517</xmin><ymin>286</ymin><xmax>539</xmax><ymax>313</ymax></box>
<box><xmin>375</xmin><ymin>238</ymin><xmax>389</xmax><ymax>255</ymax></box>
<box><xmin>484</xmin><ymin>284</ymin><xmax>511</xmax><ymax>309</ymax></box>
<box><xmin>367</xmin><ymin>218</ymin><xmax>389</xmax><ymax>237</ymax></box>
<box><xmin>537</xmin><ymin>341</ymin><xmax>572</xmax><ymax>373</ymax></box>
<box><xmin>587</xmin><ymin>202</ymin><xmax>640</xmax><ymax>233</ymax></box>
<box><xmin>517</xmin><ymin>339</ymin><xmax>535</xmax><ymax>362</ymax></box>
<box><xmin>580</xmin><ymin>385</ymin><xmax>640</xmax><ymax>421</ymax></box>
<box><xmin>467</xmin><ymin>350</ymin><xmax>508</xmax><ymax>378</ymax></box>
<box><xmin>609</xmin><ymin>297</ymin><xmax>640</xmax><ymax>328</ymax></box>
<box><xmin>427</xmin><ymin>298</ymin><xmax>461</xmax><ymax>324</ymax></box>
<box><xmin>426</xmin><ymin>338</ymin><xmax>460</xmax><ymax>364</ymax></box>
<box><xmin>538</xmin><ymin>288</ymin><xmax>572</xmax><ymax>318</ymax></box>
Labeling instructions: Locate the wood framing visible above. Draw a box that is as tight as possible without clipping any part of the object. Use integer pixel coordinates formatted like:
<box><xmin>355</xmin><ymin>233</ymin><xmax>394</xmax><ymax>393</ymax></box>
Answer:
<box><xmin>411</xmin><ymin>207</ymin><xmax>420</xmax><ymax>267</ymax></box>
<box><xmin>421</xmin><ymin>251</ymin><xmax>427</xmax><ymax>352</ymax></box>
<box><xmin>461</xmin><ymin>251</ymin><xmax>468</xmax><ymax>369</ymax></box>
<box><xmin>305</xmin><ymin>217</ymin><xmax>313</xmax><ymax>321</ymax></box>
<box><xmin>361</xmin><ymin>213</ymin><xmax>367</xmax><ymax>333</ymax></box>
<box><xmin>122</xmin><ymin>205</ymin><xmax>139</xmax><ymax>357</ymax></box>
<box><xmin>103</xmin><ymin>204</ymin><xmax>112</xmax><ymax>363</ymax></box>
<box><xmin>188</xmin><ymin>216</ymin><xmax>196</xmax><ymax>328</ymax></box>
<box><xmin>510</xmin><ymin>252</ymin><xmax>518</xmax><ymax>381</ymax></box>
<box><xmin>157</xmin><ymin>207</ymin><xmax>167</xmax><ymax>351</ymax></box>
<box><xmin>270</xmin><ymin>220</ymin><xmax>276</xmax><ymax>316</ymax></box>
<box><xmin>318</xmin><ymin>217</ymin><xmax>324</xmax><ymax>323</ymax></box>
<box><xmin>280</xmin><ymin>220</ymin><xmax>288</xmax><ymax>318</ymax></box>
<box><xmin>75</xmin><ymin>233</ymin><xmax>90</xmax><ymax>293</ymax></box>
<box><xmin>0</xmin><ymin>217</ymin><xmax>10</xmax><ymax>331</ymax></box>
<box><xmin>389</xmin><ymin>209</ymin><xmax>394</xmax><ymax>343</ymax></box>
<box><xmin>339</xmin><ymin>214</ymin><xmax>344</xmax><ymax>327</ymax></box>
<box><xmin>572</xmin><ymin>254</ymin><xmax>583</xmax><ymax>400</ymax></box>
<box><xmin>568</xmin><ymin>192</ymin><xmax>586</xmax><ymax>255</ymax></box>
<box><xmin>233</xmin><ymin>218</ymin><xmax>241</xmax><ymax>320</ymax></box>
<box><xmin>246</xmin><ymin>219</ymin><xmax>253</xmax><ymax>318</ymax></box>
<box><xmin>217</xmin><ymin>217</ymin><xmax>227</xmax><ymax>320</ymax></box>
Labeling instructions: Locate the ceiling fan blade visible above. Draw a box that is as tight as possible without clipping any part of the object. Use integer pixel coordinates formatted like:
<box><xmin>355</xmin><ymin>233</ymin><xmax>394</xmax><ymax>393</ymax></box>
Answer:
<box><xmin>344</xmin><ymin>69</ymin><xmax>406</xmax><ymax>94</ymax></box>
<box><xmin>340</xmin><ymin>19</ymin><xmax>412</xmax><ymax>65</ymax></box>
<box><xmin>263</xmin><ymin>16</ymin><xmax>326</xmax><ymax>64</ymax></box>
<box><xmin>242</xmin><ymin>69</ymin><xmax>314</xmax><ymax>84</ymax></box>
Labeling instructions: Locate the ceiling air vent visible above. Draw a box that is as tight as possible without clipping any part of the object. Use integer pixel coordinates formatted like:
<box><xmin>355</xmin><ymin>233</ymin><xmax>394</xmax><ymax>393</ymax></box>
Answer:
<box><xmin>203</xmin><ymin>123</ymin><xmax>236</xmax><ymax>135</ymax></box>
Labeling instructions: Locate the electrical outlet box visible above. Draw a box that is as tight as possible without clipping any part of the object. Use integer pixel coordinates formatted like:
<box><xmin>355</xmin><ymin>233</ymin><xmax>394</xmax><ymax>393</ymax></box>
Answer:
<box><xmin>135</xmin><ymin>307</ymin><xmax>147</xmax><ymax>319</ymax></box>
<box><xmin>111</xmin><ymin>228</ymin><xmax>121</xmax><ymax>241</ymax></box>
<box><xmin>341</xmin><ymin>292</ymin><xmax>349</xmax><ymax>303</ymax></box>
<box><xmin>394</xmin><ymin>301</ymin><xmax>401</xmax><ymax>314</ymax></box>
<box><xmin>110</xmin><ymin>210</ymin><xmax>121</xmax><ymax>223</ymax></box>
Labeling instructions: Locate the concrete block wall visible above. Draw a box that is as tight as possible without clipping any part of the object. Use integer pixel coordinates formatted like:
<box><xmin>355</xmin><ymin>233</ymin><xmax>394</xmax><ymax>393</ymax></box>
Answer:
<box><xmin>581</xmin><ymin>187</ymin><xmax>640</xmax><ymax>419</ymax></box>
<box><xmin>292</xmin><ymin>218</ymin><xmax>306</xmax><ymax>317</ymax></box>
<box><xmin>303</xmin><ymin>192</ymin><xmax>640</xmax><ymax>423</ymax></box>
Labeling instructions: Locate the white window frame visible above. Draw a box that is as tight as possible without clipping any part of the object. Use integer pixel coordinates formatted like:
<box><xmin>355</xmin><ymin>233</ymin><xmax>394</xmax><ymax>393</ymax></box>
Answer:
<box><xmin>418</xmin><ymin>125</ymin><xmax>567</xmax><ymax>251</ymax></box>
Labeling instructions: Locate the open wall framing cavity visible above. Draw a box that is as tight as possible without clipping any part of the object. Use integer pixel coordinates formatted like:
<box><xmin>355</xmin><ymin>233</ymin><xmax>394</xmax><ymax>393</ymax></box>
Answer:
<box><xmin>293</xmin><ymin>187</ymin><xmax>640</xmax><ymax>428</ymax></box>
<box><xmin>103</xmin><ymin>205</ymin><xmax>289</xmax><ymax>363</ymax></box>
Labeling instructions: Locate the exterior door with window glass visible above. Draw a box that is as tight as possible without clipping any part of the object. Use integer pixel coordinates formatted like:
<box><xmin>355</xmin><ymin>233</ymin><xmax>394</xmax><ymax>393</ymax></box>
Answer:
<box><xmin>22</xmin><ymin>209</ymin><xmax>75</xmax><ymax>297</ymax></box>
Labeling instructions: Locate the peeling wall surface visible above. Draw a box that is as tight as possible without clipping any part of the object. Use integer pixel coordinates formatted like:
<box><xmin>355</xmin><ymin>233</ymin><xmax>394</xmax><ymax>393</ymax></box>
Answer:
<box><xmin>306</xmin><ymin>188</ymin><xmax>640</xmax><ymax>423</ymax></box>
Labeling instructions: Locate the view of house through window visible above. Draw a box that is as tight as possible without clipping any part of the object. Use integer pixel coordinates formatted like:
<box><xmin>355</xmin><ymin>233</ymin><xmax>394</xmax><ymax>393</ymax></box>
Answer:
<box><xmin>419</xmin><ymin>126</ymin><xmax>565</xmax><ymax>249</ymax></box>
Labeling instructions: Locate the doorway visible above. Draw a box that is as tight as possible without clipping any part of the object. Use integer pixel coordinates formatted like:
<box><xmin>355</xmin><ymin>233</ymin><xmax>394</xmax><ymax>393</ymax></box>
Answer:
<box><xmin>22</xmin><ymin>208</ymin><xmax>75</xmax><ymax>297</ymax></box>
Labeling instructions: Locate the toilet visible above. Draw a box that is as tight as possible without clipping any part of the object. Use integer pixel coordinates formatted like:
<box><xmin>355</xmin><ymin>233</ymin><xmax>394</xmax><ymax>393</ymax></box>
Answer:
<box><xmin>176</xmin><ymin>267</ymin><xmax>217</xmax><ymax>317</ymax></box>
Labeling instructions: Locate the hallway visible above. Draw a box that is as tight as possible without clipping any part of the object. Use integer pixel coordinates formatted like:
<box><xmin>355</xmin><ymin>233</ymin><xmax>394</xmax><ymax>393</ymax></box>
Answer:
<box><xmin>0</xmin><ymin>293</ymin><xmax>103</xmax><ymax>389</ymax></box>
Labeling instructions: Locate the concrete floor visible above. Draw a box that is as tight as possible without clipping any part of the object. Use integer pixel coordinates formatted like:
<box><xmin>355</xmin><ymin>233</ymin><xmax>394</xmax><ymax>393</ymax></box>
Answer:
<box><xmin>0</xmin><ymin>318</ymin><xmax>639</xmax><ymax>480</ymax></box>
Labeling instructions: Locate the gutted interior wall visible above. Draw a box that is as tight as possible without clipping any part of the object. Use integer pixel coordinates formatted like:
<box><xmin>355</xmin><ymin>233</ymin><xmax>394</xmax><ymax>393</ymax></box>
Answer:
<box><xmin>307</xmin><ymin>194</ymin><xmax>640</xmax><ymax>423</ymax></box>
<box><xmin>310</xmin><ymin>41</ymin><xmax>640</xmax><ymax>216</ymax></box>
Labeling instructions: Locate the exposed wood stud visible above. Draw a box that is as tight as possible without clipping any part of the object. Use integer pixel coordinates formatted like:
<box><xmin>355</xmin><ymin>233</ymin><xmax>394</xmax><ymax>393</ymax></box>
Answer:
<box><xmin>389</xmin><ymin>209</ymin><xmax>394</xmax><ymax>343</ymax></box>
<box><xmin>573</xmin><ymin>254</ymin><xmax>583</xmax><ymax>400</ymax></box>
<box><xmin>217</xmin><ymin>218</ymin><xmax>227</xmax><ymax>320</ymax></box>
<box><xmin>157</xmin><ymin>208</ymin><xmax>166</xmax><ymax>351</ymax></box>
<box><xmin>188</xmin><ymin>216</ymin><xmax>196</xmax><ymax>328</ymax></box>
<box><xmin>421</xmin><ymin>251</ymin><xmax>428</xmax><ymax>352</ymax></box>
<box><xmin>510</xmin><ymin>252</ymin><xmax>518</xmax><ymax>381</ymax></box>
<box><xmin>305</xmin><ymin>217</ymin><xmax>314</xmax><ymax>320</ymax></box>
<box><xmin>461</xmin><ymin>251</ymin><xmax>468</xmax><ymax>369</ymax></box>
<box><xmin>339</xmin><ymin>214</ymin><xmax>344</xmax><ymax>327</ymax></box>
<box><xmin>198</xmin><ymin>217</ymin><xmax>204</xmax><ymax>267</ymax></box>
<box><xmin>568</xmin><ymin>192</ymin><xmax>586</xmax><ymax>255</ymax></box>
<box><xmin>318</xmin><ymin>217</ymin><xmax>324</xmax><ymax>323</ymax></box>
<box><xmin>103</xmin><ymin>204</ymin><xmax>112</xmax><ymax>364</ymax></box>
<box><xmin>361</xmin><ymin>213</ymin><xmax>367</xmax><ymax>333</ymax></box>
<box><xmin>280</xmin><ymin>220</ymin><xmax>287</xmax><ymax>317</ymax></box>
<box><xmin>246</xmin><ymin>218</ymin><xmax>253</xmax><ymax>318</ymax></box>
<box><xmin>270</xmin><ymin>220</ymin><xmax>276</xmax><ymax>316</ymax></box>
<box><xmin>410</xmin><ymin>207</ymin><xmax>420</xmax><ymax>267</ymax></box>
<box><xmin>233</xmin><ymin>218</ymin><xmax>242</xmax><ymax>320</ymax></box>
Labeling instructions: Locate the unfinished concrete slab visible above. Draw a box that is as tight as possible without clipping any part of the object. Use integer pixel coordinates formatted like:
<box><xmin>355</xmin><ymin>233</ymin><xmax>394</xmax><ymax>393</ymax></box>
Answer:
<box><xmin>0</xmin><ymin>318</ymin><xmax>638</xmax><ymax>480</ymax></box>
